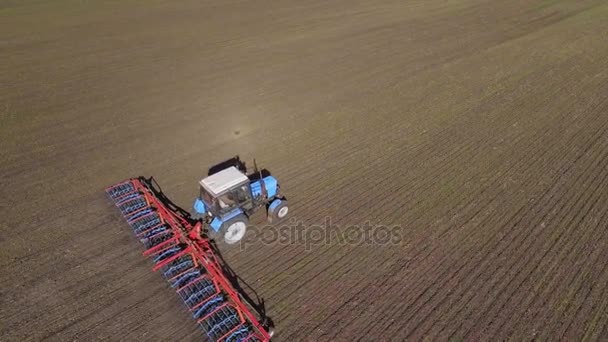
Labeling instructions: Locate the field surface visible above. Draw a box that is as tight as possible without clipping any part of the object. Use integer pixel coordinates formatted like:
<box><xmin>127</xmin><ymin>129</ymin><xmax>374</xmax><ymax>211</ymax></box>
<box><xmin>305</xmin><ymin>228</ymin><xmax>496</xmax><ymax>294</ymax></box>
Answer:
<box><xmin>2</xmin><ymin>0</ymin><xmax>608</xmax><ymax>340</ymax></box>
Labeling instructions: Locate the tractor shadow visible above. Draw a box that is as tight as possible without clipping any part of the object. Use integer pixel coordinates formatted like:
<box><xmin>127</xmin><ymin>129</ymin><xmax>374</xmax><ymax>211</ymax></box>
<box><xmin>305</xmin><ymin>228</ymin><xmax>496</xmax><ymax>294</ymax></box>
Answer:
<box><xmin>207</xmin><ymin>155</ymin><xmax>272</xmax><ymax>181</ymax></box>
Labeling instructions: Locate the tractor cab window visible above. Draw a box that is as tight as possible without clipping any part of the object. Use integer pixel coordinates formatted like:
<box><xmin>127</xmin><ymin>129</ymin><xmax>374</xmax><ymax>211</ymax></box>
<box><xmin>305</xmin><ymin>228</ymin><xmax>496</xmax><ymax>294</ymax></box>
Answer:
<box><xmin>200</xmin><ymin>187</ymin><xmax>214</xmax><ymax>206</ymax></box>
<box><xmin>200</xmin><ymin>183</ymin><xmax>252</xmax><ymax>214</ymax></box>
<box><xmin>218</xmin><ymin>185</ymin><xmax>251</xmax><ymax>208</ymax></box>
<box><xmin>234</xmin><ymin>184</ymin><xmax>251</xmax><ymax>202</ymax></box>
<box><xmin>218</xmin><ymin>192</ymin><xmax>236</xmax><ymax>208</ymax></box>
<box><xmin>218</xmin><ymin>185</ymin><xmax>251</xmax><ymax>209</ymax></box>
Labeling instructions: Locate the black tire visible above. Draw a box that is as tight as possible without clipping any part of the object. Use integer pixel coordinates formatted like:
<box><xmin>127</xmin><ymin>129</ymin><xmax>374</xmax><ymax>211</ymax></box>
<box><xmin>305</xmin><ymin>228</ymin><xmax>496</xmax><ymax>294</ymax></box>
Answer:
<box><xmin>267</xmin><ymin>199</ymin><xmax>289</xmax><ymax>224</ymax></box>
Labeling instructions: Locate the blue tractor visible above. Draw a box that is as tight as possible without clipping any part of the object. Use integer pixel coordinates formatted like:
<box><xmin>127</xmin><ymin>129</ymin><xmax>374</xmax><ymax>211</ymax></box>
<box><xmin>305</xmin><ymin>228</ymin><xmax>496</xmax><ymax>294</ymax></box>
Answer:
<box><xmin>193</xmin><ymin>156</ymin><xmax>288</xmax><ymax>244</ymax></box>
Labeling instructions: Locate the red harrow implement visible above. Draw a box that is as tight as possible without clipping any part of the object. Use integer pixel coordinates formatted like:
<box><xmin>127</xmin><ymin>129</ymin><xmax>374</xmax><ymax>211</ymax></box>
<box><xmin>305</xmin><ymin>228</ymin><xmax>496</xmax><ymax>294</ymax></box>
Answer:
<box><xmin>106</xmin><ymin>177</ymin><xmax>273</xmax><ymax>341</ymax></box>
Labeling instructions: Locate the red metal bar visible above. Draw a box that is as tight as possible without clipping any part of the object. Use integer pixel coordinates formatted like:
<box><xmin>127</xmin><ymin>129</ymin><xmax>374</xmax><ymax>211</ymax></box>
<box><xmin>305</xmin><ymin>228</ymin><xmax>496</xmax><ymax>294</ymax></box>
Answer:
<box><xmin>124</xmin><ymin>205</ymin><xmax>150</xmax><ymax>220</ymax></box>
<box><xmin>197</xmin><ymin>302</ymin><xmax>229</xmax><ymax>324</ymax></box>
<box><xmin>143</xmin><ymin>235</ymin><xmax>179</xmax><ymax>257</ymax></box>
<box><xmin>190</xmin><ymin>283</ymin><xmax>222</xmax><ymax>311</ymax></box>
<box><xmin>115</xmin><ymin>192</ymin><xmax>141</xmax><ymax>206</ymax></box>
<box><xmin>177</xmin><ymin>274</ymin><xmax>206</xmax><ymax>292</ymax></box>
<box><xmin>135</xmin><ymin>214</ymin><xmax>165</xmax><ymax>235</ymax></box>
<box><xmin>105</xmin><ymin>179</ymin><xmax>133</xmax><ymax>192</ymax></box>
<box><xmin>112</xmin><ymin>188</ymin><xmax>138</xmax><ymax>202</ymax></box>
<box><xmin>152</xmin><ymin>246</ymin><xmax>192</xmax><ymax>272</ymax></box>
<box><xmin>129</xmin><ymin>210</ymin><xmax>157</xmax><ymax>225</ymax></box>
<box><xmin>136</xmin><ymin>222</ymin><xmax>167</xmax><ymax>238</ymax></box>
<box><xmin>143</xmin><ymin>191</ymin><xmax>151</xmax><ymax>208</ymax></box>
<box><xmin>192</xmin><ymin>246</ymin><xmax>270</xmax><ymax>341</ymax></box>
<box><xmin>108</xmin><ymin>177</ymin><xmax>272</xmax><ymax>341</ymax></box>
<box><xmin>217</xmin><ymin>323</ymin><xmax>246</xmax><ymax>342</ymax></box>
<box><xmin>142</xmin><ymin>229</ymin><xmax>172</xmax><ymax>243</ymax></box>
<box><xmin>168</xmin><ymin>266</ymin><xmax>197</xmax><ymax>283</ymax></box>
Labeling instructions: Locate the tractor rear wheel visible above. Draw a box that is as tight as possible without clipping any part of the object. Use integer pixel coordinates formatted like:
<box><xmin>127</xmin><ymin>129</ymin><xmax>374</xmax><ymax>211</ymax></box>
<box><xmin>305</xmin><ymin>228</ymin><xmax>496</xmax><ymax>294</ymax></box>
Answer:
<box><xmin>222</xmin><ymin>215</ymin><xmax>249</xmax><ymax>244</ymax></box>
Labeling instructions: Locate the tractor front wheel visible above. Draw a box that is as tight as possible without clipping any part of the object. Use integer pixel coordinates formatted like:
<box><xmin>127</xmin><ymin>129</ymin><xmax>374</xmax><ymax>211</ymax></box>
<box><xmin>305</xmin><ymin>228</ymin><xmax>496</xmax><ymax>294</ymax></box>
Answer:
<box><xmin>268</xmin><ymin>199</ymin><xmax>289</xmax><ymax>224</ymax></box>
<box><xmin>222</xmin><ymin>215</ymin><xmax>249</xmax><ymax>244</ymax></box>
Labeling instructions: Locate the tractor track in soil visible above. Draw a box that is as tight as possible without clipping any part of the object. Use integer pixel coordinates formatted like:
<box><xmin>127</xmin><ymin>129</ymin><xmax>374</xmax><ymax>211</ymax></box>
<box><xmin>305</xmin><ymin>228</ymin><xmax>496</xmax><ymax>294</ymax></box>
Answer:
<box><xmin>2</xmin><ymin>0</ymin><xmax>608</xmax><ymax>341</ymax></box>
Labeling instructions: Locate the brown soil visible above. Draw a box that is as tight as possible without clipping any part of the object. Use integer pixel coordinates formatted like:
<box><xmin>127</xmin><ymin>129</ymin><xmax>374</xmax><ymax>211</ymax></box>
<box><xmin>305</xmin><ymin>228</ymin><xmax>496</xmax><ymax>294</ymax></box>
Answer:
<box><xmin>2</xmin><ymin>0</ymin><xmax>608</xmax><ymax>340</ymax></box>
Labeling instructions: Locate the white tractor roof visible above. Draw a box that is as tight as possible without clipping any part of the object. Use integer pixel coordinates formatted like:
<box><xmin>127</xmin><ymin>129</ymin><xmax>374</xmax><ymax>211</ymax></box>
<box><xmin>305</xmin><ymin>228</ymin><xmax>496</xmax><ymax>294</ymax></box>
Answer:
<box><xmin>200</xmin><ymin>166</ymin><xmax>249</xmax><ymax>196</ymax></box>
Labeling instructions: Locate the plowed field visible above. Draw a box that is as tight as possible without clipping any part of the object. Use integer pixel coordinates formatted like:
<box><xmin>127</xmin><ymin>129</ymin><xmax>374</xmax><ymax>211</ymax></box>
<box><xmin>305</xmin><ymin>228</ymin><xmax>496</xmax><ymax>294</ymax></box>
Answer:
<box><xmin>2</xmin><ymin>0</ymin><xmax>608</xmax><ymax>340</ymax></box>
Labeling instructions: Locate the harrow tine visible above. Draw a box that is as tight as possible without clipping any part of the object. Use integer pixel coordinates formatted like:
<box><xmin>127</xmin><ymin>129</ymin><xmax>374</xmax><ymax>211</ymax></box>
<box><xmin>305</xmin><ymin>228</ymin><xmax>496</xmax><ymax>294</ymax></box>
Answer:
<box><xmin>152</xmin><ymin>247</ymin><xmax>190</xmax><ymax>272</ymax></box>
<box><xmin>153</xmin><ymin>246</ymin><xmax>182</xmax><ymax>263</ymax></box>
<box><xmin>187</xmin><ymin>279</ymin><xmax>220</xmax><ymax>307</ymax></box>
<box><xmin>140</xmin><ymin>226</ymin><xmax>169</xmax><ymax>240</ymax></box>
<box><xmin>208</xmin><ymin>316</ymin><xmax>238</xmax><ymax>340</ymax></box>
<box><xmin>115</xmin><ymin>192</ymin><xmax>142</xmax><ymax>206</ymax></box>
<box><xmin>118</xmin><ymin>197</ymin><xmax>148</xmax><ymax>215</ymax></box>
<box><xmin>218</xmin><ymin>324</ymin><xmax>249</xmax><ymax>342</ymax></box>
<box><xmin>184</xmin><ymin>283</ymin><xmax>215</xmax><ymax>307</ymax></box>
<box><xmin>204</xmin><ymin>306</ymin><xmax>241</xmax><ymax>340</ymax></box>
<box><xmin>193</xmin><ymin>295</ymin><xmax>225</xmax><ymax>319</ymax></box>
<box><xmin>136</xmin><ymin>221</ymin><xmax>164</xmax><ymax>236</ymax></box>
<box><xmin>168</xmin><ymin>266</ymin><xmax>197</xmax><ymax>283</ymax></box>
<box><xmin>142</xmin><ymin>231</ymin><xmax>173</xmax><ymax>250</ymax></box>
<box><xmin>177</xmin><ymin>275</ymin><xmax>207</xmax><ymax>292</ymax></box>
<box><xmin>127</xmin><ymin>207</ymin><xmax>153</xmax><ymax>222</ymax></box>
<box><xmin>197</xmin><ymin>303</ymin><xmax>229</xmax><ymax>324</ymax></box>
<box><xmin>106</xmin><ymin>178</ymin><xmax>272</xmax><ymax>341</ymax></box>
<box><xmin>172</xmin><ymin>270</ymin><xmax>202</xmax><ymax>289</ymax></box>
<box><xmin>105</xmin><ymin>180</ymin><xmax>136</xmax><ymax>199</ymax></box>
<box><xmin>143</xmin><ymin>236</ymin><xmax>179</xmax><ymax>257</ymax></box>
<box><xmin>163</xmin><ymin>258</ymin><xmax>194</xmax><ymax>279</ymax></box>
<box><xmin>129</xmin><ymin>210</ymin><xmax>158</xmax><ymax>228</ymax></box>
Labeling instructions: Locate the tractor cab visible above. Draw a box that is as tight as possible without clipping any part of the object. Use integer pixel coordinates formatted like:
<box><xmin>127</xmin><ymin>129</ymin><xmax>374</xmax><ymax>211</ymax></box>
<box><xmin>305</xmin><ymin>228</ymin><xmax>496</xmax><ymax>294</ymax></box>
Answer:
<box><xmin>195</xmin><ymin>166</ymin><xmax>253</xmax><ymax>216</ymax></box>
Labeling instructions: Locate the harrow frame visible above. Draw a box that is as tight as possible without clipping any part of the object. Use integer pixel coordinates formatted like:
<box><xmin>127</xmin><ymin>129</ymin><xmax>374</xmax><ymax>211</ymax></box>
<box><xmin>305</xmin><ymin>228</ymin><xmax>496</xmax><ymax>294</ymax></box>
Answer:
<box><xmin>106</xmin><ymin>177</ymin><xmax>272</xmax><ymax>342</ymax></box>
